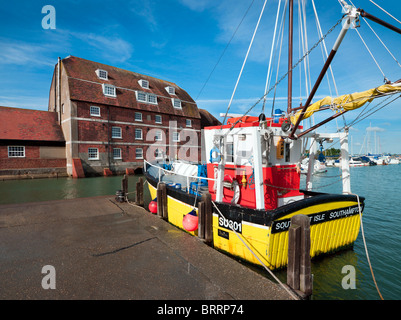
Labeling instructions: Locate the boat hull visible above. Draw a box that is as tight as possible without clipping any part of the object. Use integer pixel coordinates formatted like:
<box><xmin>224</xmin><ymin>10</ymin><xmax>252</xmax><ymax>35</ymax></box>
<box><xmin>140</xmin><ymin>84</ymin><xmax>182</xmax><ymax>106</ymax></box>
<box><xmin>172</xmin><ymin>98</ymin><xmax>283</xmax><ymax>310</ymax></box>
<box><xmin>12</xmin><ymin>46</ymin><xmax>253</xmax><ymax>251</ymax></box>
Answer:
<box><xmin>145</xmin><ymin>172</ymin><xmax>363</xmax><ymax>270</ymax></box>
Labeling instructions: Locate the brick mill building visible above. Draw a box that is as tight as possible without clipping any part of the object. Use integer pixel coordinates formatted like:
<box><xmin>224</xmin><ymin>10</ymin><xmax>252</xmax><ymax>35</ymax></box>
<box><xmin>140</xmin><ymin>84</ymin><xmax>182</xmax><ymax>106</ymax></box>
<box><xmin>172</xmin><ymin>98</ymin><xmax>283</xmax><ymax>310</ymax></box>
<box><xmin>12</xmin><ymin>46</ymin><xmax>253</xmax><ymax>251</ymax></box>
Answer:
<box><xmin>48</xmin><ymin>56</ymin><xmax>203</xmax><ymax>177</ymax></box>
<box><xmin>0</xmin><ymin>106</ymin><xmax>66</xmax><ymax>179</ymax></box>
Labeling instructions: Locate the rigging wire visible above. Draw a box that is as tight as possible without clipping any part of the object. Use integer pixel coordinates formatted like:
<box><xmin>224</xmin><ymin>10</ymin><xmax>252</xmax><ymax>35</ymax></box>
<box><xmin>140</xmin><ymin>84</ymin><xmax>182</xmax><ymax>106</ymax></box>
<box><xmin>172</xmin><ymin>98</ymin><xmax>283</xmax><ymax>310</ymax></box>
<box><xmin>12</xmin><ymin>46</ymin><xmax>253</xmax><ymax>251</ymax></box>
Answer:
<box><xmin>362</xmin><ymin>17</ymin><xmax>401</xmax><ymax>69</ymax></box>
<box><xmin>270</xmin><ymin>0</ymin><xmax>288</xmax><ymax>116</ymax></box>
<box><xmin>298</xmin><ymin>0</ymin><xmax>310</xmax><ymax>100</ymax></box>
<box><xmin>354</xmin><ymin>27</ymin><xmax>389</xmax><ymax>82</ymax></box>
<box><xmin>369</xmin><ymin>0</ymin><xmax>401</xmax><ymax>26</ymax></box>
<box><xmin>222</xmin><ymin>0</ymin><xmax>269</xmax><ymax>127</ymax></box>
<box><xmin>195</xmin><ymin>0</ymin><xmax>256</xmax><ymax>101</ymax></box>
<box><xmin>301</xmin><ymin>0</ymin><xmax>312</xmax><ymax>98</ymax></box>
<box><xmin>226</xmin><ymin>17</ymin><xmax>344</xmax><ymax>134</ymax></box>
<box><xmin>262</xmin><ymin>0</ymin><xmax>282</xmax><ymax>113</ymax></box>
<box><xmin>346</xmin><ymin>94</ymin><xmax>401</xmax><ymax>128</ymax></box>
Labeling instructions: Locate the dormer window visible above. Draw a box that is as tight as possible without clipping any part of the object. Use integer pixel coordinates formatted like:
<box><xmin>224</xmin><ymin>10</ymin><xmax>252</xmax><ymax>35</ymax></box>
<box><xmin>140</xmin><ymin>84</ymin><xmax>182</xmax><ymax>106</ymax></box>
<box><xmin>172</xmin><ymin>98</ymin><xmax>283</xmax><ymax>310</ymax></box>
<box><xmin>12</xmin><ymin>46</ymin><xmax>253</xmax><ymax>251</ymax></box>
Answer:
<box><xmin>172</xmin><ymin>98</ymin><xmax>181</xmax><ymax>109</ymax></box>
<box><xmin>166</xmin><ymin>86</ymin><xmax>175</xmax><ymax>95</ymax></box>
<box><xmin>148</xmin><ymin>93</ymin><xmax>157</xmax><ymax>104</ymax></box>
<box><xmin>102</xmin><ymin>84</ymin><xmax>116</xmax><ymax>97</ymax></box>
<box><xmin>136</xmin><ymin>91</ymin><xmax>158</xmax><ymax>105</ymax></box>
<box><xmin>96</xmin><ymin>69</ymin><xmax>108</xmax><ymax>80</ymax></box>
<box><xmin>139</xmin><ymin>79</ymin><xmax>149</xmax><ymax>89</ymax></box>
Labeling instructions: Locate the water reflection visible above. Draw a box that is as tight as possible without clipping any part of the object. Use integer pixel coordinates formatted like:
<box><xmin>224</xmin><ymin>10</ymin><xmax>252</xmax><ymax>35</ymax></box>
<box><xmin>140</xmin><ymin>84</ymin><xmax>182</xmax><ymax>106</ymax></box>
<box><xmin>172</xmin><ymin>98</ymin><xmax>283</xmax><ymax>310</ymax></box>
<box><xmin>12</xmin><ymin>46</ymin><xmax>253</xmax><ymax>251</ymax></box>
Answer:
<box><xmin>0</xmin><ymin>175</ymin><xmax>147</xmax><ymax>205</ymax></box>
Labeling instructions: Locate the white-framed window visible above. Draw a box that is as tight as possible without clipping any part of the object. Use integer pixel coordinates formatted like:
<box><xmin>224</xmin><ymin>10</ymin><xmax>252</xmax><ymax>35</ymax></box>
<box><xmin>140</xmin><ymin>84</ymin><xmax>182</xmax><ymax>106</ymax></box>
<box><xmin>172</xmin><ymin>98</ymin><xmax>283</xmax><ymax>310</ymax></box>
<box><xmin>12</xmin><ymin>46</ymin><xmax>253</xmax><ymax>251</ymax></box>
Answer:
<box><xmin>102</xmin><ymin>84</ymin><xmax>116</xmax><ymax>97</ymax></box>
<box><xmin>139</xmin><ymin>79</ymin><xmax>149</xmax><ymax>89</ymax></box>
<box><xmin>111</xmin><ymin>127</ymin><xmax>122</xmax><ymax>139</ymax></box>
<box><xmin>135</xmin><ymin>148</ymin><xmax>143</xmax><ymax>159</ymax></box>
<box><xmin>172</xmin><ymin>98</ymin><xmax>181</xmax><ymax>108</ymax></box>
<box><xmin>155</xmin><ymin>115</ymin><xmax>162</xmax><ymax>124</ymax></box>
<box><xmin>155</xmin><ymin>148</ymin><xmax>163</xmax><ymax>159</ymax></box>
<box><xmin>8</xmin><ymin>146</ymin><xmax>25</xmax><ymax>158</ymax></box>
<box><xmin>135</xmin><ymin>128</ymin><xmax>143</xmax><ymax>140</ymax></box>
<box><xmin>88</xmin><ymin>148</ymin><xmax>99</xmax><ymax>160</ymax></box>
<box><xmin>148</xmin><ymin>94</ymin><xmax>157</xmax><ymax>104</ymax></box>
<box><xmin>165</xmin><ymin>86</ymin><xmax>175</xmax><ymax>95</ymax></box>
<box><xmin>96</xmin><ymin>69</ymin><xmax>108</xmax><ymax>80</ymax></box>
<box><xmin>136</xmin><ymin>91</ymin><xmax>158</xmax><ymax>105</ymax></box>
<box><xmin>135</xmin><ymin>112</ymin><xmax>142</xmax><ymax>121</ymax></box>
<box><xmin>155</xmin><ymin>130</ymin><xmax>163</xmax><ymax>141</ymax></box>
<box><xmin>90</xmin><ymin>106</ymin><xmax>101</xmax><ymax>117</ymax></box>
<box><xmin>172</xmin><ymin>132</ymin><xmax>180</xmax><ymax>142</ymax></box>
<box><xmin>186</xmin><ymin>119</ymin><xmax>192</xmax><ymax>127</ymax></box>
<box><xmin>113</xmin><ymin>148</ymin><xmax>122</xmax><ymax>160</ymax></box>
<box><xmin>137</xmin><ymin>91</ymin><xmax>147</xmax><ymax>102</ymax></box>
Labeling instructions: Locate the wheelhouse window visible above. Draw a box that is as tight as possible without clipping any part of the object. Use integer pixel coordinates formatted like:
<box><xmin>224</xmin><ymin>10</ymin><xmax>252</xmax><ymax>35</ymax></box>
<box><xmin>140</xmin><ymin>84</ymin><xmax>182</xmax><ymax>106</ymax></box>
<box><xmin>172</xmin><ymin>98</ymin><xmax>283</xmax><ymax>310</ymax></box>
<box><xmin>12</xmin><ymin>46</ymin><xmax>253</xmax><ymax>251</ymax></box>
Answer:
<box><xmin>226</xmin><ymin>142</ymin><xmax>234</xmax><ymax>163</ymax></box>
<box><xmin>285</xmin><ymin>143</ymin><xmax>291</xmax><ymax>162</ymax></box>
<box><xmin>113</xmin><ymin>148</ymin><xmax>122</xmax><ymax>160</ymax></box>
<box><xmin>8</xmin><ymin>146</ymin><xmax>25</xmax><ymax>158</ymax></box>
<box><xmin>135</xmin><ymin>148</ymin><xmax>143</xmax><ymax>159</ymax></box>
<box><xmin>90</xmin><ymin>106</ymin><xmax>100</xmax><ymax>117</ymax></box>
<box><xmin>102</xmin><ymin>84</ymin><xmax>116</xmax><ymax>97</ymax></box>
<box><xmin>88</xmin><ymin>148</ymin><xmax>99</xmax><ymax>160</ymax></box>
<box><xmin>111</xmin><ymin>127</ymin><xmax>122</xmax><ymax>139</ymax></box>
<box><xmin>135</xmin><ymin>128</ymin><xmax>143</xmax><ymax>140</ymax></box>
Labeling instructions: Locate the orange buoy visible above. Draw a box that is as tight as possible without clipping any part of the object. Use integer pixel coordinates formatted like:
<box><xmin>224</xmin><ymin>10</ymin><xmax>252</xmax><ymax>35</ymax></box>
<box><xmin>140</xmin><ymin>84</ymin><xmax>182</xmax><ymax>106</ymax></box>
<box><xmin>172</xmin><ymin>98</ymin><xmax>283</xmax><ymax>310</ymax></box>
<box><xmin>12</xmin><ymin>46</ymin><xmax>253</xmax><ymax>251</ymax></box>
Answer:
<box><xmin>182</xmin><ymin>209</ymin><xmax>198</xmax><ymax>232</ymax></box>
<box><xmin>148</xmin><ymin>198</ymin><xmax>157</xmax><ymax>214</ymax></box>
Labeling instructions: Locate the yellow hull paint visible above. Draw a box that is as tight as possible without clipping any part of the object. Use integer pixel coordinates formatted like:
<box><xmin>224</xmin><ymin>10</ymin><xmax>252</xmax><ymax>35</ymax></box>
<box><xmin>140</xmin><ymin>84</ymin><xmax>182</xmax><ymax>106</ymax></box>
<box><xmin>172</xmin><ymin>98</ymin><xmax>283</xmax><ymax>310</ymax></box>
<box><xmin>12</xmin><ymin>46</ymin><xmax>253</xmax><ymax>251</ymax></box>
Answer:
<box><xmin>148</xmin><ymin>183</ymin><xmax>361</xmax><ymax>270</ymax></box>
<box><xmin>148</xmin><ymin>183</ymin><xmax>198</xmax><ymax>236</ymax></box>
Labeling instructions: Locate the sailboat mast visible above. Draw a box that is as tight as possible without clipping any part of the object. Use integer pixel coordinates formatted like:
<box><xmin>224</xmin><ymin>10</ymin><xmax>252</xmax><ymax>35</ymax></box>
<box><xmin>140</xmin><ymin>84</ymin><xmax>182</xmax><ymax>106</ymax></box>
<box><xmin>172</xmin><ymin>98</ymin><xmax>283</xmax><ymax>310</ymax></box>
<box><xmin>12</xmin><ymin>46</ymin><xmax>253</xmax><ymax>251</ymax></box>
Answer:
<box><xmin>287</xmin><ymin>0</ymin><xmax>294</xmax><ymax>114</ymax></box>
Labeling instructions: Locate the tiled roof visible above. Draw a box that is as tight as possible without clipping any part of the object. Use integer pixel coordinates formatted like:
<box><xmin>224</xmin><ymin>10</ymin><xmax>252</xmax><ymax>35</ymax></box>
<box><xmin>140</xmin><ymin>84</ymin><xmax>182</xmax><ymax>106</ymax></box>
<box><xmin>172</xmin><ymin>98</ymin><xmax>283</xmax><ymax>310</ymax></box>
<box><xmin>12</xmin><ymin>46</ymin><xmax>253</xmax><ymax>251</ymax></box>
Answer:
<box><xmin>0</xmin><ymin>106</ymin><xmax>64</xmax><ymax>142</ymax></box>
<box><xmin>199</xmin><ymin>109</ymin><xmax>221</xmax><ymax>128</ymax></box>
<box><xmin>61</xmin><ymin>56</ymin><xmax>201</xmax><ymax>119</ymax></box>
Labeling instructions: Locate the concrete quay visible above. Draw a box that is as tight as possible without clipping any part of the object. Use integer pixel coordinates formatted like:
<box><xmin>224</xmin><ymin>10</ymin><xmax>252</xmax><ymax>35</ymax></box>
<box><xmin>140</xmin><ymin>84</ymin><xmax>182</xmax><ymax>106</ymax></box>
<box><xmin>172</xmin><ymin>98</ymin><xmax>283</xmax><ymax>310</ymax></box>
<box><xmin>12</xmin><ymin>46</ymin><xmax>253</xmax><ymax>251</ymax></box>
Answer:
<box><xmin>0</xmin><ymin>195</ymin><xmax>292</xmax><ymax>300</ymax></box>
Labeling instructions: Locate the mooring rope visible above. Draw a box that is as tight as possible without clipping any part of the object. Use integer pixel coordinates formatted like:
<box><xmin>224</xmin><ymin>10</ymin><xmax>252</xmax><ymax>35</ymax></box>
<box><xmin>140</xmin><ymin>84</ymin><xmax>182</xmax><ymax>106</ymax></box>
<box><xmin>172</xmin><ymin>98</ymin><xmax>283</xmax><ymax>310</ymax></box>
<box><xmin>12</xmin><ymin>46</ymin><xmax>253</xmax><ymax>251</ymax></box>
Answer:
<box><xmin>211</xmin><ymin>201</ymin><xmax>300</xmax><ymax>300</ymax></box>
<box><xmin>348</xmin><ymin>192</ymin><xmax>384</xmax><ymax>300</ymax></box>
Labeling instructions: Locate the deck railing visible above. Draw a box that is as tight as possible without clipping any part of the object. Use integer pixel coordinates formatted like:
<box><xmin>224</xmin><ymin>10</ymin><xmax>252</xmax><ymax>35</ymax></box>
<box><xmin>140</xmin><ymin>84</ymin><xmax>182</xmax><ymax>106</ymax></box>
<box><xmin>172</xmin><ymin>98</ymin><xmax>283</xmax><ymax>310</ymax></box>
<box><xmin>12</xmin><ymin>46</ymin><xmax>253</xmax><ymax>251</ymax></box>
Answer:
<box><xmin>144</xmin><ymin>159</ymin><xmax>216</xmax><ymax>193</ymax></box>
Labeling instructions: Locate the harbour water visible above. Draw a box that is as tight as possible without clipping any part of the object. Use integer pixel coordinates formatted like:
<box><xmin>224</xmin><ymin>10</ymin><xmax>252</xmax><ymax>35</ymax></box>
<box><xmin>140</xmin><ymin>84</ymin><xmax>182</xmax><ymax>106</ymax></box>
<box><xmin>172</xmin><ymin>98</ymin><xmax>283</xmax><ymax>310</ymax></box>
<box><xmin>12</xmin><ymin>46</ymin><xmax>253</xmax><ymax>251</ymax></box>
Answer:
<box><xmin>1</xmin><ymin>165</ymin><xmax>400</xmax><ymax>300</ymax></box>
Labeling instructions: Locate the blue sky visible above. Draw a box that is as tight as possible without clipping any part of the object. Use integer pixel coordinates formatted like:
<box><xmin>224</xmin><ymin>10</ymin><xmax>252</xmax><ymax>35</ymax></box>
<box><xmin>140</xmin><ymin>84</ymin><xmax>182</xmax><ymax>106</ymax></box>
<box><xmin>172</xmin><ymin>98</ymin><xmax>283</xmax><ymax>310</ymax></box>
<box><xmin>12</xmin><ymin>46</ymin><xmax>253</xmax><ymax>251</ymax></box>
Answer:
<box><xmin>1</xmin><ymin>0</ymin><xmax>401</xmax><ymax>153</ymax></box>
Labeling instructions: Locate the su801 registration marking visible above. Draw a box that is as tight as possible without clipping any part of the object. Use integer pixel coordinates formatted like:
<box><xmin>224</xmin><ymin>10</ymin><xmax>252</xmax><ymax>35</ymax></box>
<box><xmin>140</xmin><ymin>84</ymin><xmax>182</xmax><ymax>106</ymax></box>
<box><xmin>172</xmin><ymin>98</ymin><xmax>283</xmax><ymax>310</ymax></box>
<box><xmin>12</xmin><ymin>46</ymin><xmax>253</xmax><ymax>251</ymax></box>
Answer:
<box><xmin>218</xmin><ymin>216</ymin><xmax>242</xmax><ymax>233</ymax></box>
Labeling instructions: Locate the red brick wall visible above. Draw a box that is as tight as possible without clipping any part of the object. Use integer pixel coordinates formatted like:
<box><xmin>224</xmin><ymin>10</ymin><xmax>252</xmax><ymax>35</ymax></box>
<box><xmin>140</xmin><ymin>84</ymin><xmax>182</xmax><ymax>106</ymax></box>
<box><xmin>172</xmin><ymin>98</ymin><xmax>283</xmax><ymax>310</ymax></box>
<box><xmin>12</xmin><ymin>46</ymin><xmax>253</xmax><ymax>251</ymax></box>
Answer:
<box><xmin>75</xmin><ymin>102</ymin><xmax>202</xmax><ymax>163</ymax></box>
<box><xmin>0</xmin><ymin>146</ymin><xmax>66</xmax><ymax>169</ymax></box>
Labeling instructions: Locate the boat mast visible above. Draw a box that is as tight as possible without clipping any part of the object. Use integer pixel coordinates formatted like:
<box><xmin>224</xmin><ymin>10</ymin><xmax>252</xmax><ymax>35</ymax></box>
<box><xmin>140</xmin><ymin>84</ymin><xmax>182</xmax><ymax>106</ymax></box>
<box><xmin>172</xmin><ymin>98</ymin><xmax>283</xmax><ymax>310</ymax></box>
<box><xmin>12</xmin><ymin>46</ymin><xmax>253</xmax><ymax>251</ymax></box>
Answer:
<box><xmin>287</xmin><ymin>0</ymin><xmax>294</xmax><ymax>114</ymax></box>
<box><xmin>288</xmin><ymin>3</ymin><xmax>359</xmax><ymax>139</ymax></box>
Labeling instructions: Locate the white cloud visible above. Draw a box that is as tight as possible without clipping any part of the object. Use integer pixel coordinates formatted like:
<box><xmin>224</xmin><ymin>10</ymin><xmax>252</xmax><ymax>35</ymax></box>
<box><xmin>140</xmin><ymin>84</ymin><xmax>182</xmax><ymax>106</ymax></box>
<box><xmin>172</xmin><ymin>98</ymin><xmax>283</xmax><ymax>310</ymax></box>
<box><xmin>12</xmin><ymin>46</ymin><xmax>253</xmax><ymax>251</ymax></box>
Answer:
<box><xmin>0</xmin><ymin>38</ymin><xmax>54</xmax><ymax>67</ymax></box>
<box><xmin>69</xmin><ymin>32</ymin><xmax>134</xmax><ymax>63</ymax></box>
<box><xmin>366</xmin><ymin>126</ymin><xmax>385</xmax><ymax>132</ymax></box>
<box><xmin>131</xmin><ymin>1</ymin><xmax>159</xmax><ymax>31</ymax></box>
